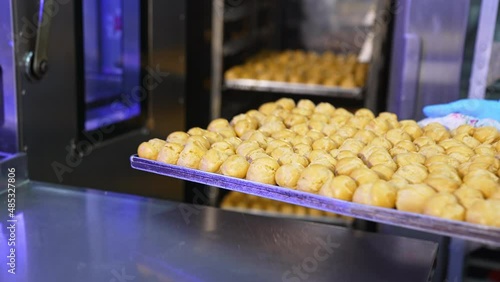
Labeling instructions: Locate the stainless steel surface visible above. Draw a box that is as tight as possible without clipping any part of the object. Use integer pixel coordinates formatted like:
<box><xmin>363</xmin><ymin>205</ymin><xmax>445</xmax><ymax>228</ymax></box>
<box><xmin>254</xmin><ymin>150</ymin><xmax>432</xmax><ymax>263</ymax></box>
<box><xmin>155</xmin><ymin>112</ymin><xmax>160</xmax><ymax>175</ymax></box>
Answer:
<box><xmin>0</xmin><ymin>0</ymin><xmax>20</xmax><ymax>154</ymax></box>
<box><xmin>0</xmin><ymin>181</ymin><xmax>437</xmax><ymax>282</ymax></box>
<box><xmin>224</xmin><ymin>79</ymin><xmax>363</xmax><ymax>99</ymax></box>
<box><xmin>388</xmin><ymin>0</ymin><xmax>470</xmax><ymax>120</ymax></box>
<box><xmin>468</xmin><ymin>0</ymin><xmax>499</xmax><ymax>99</ymax></box>
<box><xmin>131</xmin><ymin>155</ymin><xmax>500</xmax><ymax>246</ymax></box>
<box><xmin>0</xmin><ymin>153</ymin><xmax>28</xmax><ymax>194</ymax></box>
<box><xmin>26</xmin><ymin>0</ymin><xmax>54</xmax><ymax>79</ymax></box>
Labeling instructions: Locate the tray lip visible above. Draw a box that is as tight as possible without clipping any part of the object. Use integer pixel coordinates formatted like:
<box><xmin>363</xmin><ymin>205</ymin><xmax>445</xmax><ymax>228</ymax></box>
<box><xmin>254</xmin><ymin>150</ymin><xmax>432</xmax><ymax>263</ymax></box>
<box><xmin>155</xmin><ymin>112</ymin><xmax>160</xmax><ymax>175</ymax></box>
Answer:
<box><xmin>131</xmin><ymin>155</ymin><xmax>500</xmax><ymax>246</ymax></box>
<box><xmin>224</xmin><ymin>78</ymin><xmax>363</xmax><ymax>99</ymax></box>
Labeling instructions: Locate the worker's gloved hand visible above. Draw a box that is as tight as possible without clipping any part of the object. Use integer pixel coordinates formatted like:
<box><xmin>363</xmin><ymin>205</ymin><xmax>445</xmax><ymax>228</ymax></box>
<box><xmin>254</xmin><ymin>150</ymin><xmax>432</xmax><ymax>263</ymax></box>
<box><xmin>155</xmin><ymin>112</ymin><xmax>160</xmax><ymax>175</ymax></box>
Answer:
<box><xmin>423</xmin><ymin>99</ymin><xmax>500</xmax><ymax>121</ymax></box>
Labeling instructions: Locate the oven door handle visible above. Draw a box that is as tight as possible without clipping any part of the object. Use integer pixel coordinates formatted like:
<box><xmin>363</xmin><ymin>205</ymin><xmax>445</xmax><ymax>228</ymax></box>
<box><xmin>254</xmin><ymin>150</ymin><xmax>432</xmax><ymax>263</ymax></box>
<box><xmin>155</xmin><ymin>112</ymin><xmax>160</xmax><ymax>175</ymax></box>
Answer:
<box><xmin>25</xmin><ymin>0</ymin><xmax>54</xmax><ymax>80</ymax></box>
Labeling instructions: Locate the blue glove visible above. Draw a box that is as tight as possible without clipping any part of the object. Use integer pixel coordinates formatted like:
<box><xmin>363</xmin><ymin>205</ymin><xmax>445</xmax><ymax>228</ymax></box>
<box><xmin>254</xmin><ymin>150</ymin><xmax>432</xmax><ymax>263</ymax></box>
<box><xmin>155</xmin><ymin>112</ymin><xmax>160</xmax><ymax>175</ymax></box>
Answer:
<box><xmin>423</xmin><ymin>99</ymin><xmax>500</xmax><ymax>121</ymax></box>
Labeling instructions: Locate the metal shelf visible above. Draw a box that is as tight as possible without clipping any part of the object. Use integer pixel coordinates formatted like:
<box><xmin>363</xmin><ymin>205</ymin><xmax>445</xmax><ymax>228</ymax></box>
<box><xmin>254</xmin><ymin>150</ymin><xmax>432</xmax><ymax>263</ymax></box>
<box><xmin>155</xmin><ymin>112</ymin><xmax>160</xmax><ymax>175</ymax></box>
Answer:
<box><xmin>224</xmin><ymin>79</ymin><xmax>364</xmax><ymax>99</ymax></box>
<box><xmin>131</xmin><ymin>155</ymin><xmax>500</xmax><ymax>246</ymax></box>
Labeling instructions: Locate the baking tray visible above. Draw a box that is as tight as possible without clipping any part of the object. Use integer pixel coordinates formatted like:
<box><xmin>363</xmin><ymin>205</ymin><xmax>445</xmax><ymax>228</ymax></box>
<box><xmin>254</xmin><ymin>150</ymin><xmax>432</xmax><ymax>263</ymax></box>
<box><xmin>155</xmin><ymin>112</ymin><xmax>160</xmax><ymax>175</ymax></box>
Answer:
<box><xmin>224</xmin><ymin>79</ymin><xmax>363</xmax><ymax>99</ymax></box>
<box><xmin>131</xmin><ymin>155</ymin><xmax>500</xmax><ymax>246</ymax></box>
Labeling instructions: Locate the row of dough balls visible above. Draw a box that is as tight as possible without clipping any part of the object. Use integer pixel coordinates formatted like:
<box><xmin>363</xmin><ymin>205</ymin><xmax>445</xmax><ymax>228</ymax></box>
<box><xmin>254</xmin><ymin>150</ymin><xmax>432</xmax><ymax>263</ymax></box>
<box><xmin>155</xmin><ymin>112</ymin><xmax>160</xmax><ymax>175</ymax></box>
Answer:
<box><xmin>224</xmin><ymin>50</ymin><xmax>368</xmax><ymax>87</ymax></box>
<box><xmin>220</xmin><ymin>191</ymin><xmax>351</xmax><ymax>220</ymax></box>
<box><xmin>137</xmin><ymin>98</ymin><xmax>500</xmax><ymax>227</ymax></box>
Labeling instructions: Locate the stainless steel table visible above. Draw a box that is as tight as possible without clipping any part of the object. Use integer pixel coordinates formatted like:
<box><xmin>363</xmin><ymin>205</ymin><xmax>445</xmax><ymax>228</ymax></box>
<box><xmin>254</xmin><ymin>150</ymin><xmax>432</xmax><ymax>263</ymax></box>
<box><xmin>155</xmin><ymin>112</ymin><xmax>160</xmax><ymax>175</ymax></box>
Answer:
<box><xmin>0</xmin><ymin>182</ymin><xmax>437</xmax><ymax>282</ymax></box>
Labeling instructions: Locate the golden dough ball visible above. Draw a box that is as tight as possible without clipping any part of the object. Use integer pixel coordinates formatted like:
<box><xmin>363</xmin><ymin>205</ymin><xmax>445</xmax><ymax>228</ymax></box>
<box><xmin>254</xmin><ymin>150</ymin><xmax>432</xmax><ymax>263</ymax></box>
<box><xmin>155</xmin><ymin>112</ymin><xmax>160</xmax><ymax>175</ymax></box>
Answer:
<box><xmin>185</xmin><ymin>135</ymin><xmax>211</xmax><ymax>150</ymax></box>
<box><xmin>413</xmin><ymin>136</ymin><xmax>436</xmax><ymax>148</ymax></box>
<box><xmin>447</xmin><ymin>145</ymin><xmax>474</xmax><ymax>158</ymax></box>
<box><xmin>138</xmin><ymin>139</ymin><xmax>165</xmax><ymax>160</ymax></box>
<box><xmin>290</xmin><ymin>135</ymin><xmax>314</xmax><ymax>146</ymax></box>
<box><xmin>338</xmin><ymin>139</ymin><xmax>365</xmax><ymax>154</ymax></box>
<box><xmin>439</xmin><ymin>138</ymin><xmax>465</xmax><ymax>150</ymax></box>
<box><xmin>321</xmin><ymin>123</ymin><xmax>339</xmax><ymax>136</ymax></box>
<box><xmin>401</xmin><ymin>124</ymin><xmax>423</xmax><ymax>140</ymax></box>
<box><xmin>296</xmin><ymin>99</ymin><xmax>316</xmax><ymax>111</ymax></box>
<box><xmin>394</xmin><ymin>164</ymin><xmax>428</xmax><ymax>184</ymax></box>
<box><xmin>452</xmin><ymin>124</ymin><xmax>475</xmax><ymax>136</ymax></box>
<box><xmin>394</xmin><ymin>152</ymin><xmax>426</xmax><ymax>167</ymax></box>
<box><xmin>245</xmin><ymin>157</ymin><xmax>280</xmax><ymax>185</ymax></box>
<box><xmin>378</xmin><ymin>112</ymin><xmax>398</xmax><ymax>121</ymax></box>
<box><xmin>309</xmin><ymin>155</ymin><xmax>337</xmax><ymax>172</ymax></box>
<box><xmin>220</xmin><ymin>155</ymin><xmax>250</xmax><ymax>178</ymax></box>
<box><xmin>310</xmin><ymin>113</ymin><xmax>330</xmax><ymax>123</ymax></box>
<box><xmin>240</xmin><ymin>130</ymin><xmax>257</xmax><ymax>141</ymax></box>
<box><xmin>207</xmin><ymin>118</ymin><xmax>230</xmax><ymax>132</ymax></box>
<box><xmin>247</xmin><ymin>131</ymin><xmax>269</xmax><ymax>148</ymax></box>
<box><xmin>246</xmin><ymin>149</ymin><xmax>270</xmax><ymax>163</ymax></box>
<box><xmin>463</xmin><ymin>176</ymin><xmax>499</xmax><ymax>198</ymax></box>
<box><xmin>335</xmin><ymin>150</ymin><xmax>359</xmax><ymax>160</ymax></box>
<box><xmin>367</xmin><ymin>150</ymin><xmax>397</xmax><ymax>170</ymax></box>
<box><xmin>388</xmin><ymin>178</ymin><xmax>409</xmax><ymax>190</ymax></box>
<box><xmin>350</xmin><ymin>167</ymin><xmax>380</xmax><ymax>185</ymax></box>
<box><xmin>425</xmin><ymin>175</ymin><xmax>461</xmax><ymax>193</ymax></box>
<box><xmin>259</xmin><ymin>102</ymin><xmax>280</xmax><ymax>115</ymax></box>
<box><xmin>330</xmin><ymin>115</ymin><xmax>350</xmax><ymax>127</ymax></box>
<box><xmin>236</xmin><ymin>141</ymin><xmax>261</xmax><ymax>158</ymax></box>
<box><xmin>296</xmin><ymin>164</ymin><xmax>334</xmax><ymax>193</ymax></box>
<box><xmin>199</xmin><ymin>149</ymin><xmax>230</xmax><ymax>172</ymax></box>
<box><xmin>308</xmin><ymin>208</ymin><xmax>324</xmax><ymax>217</ymax></box>
<box><xmin>463</xmin><ymin>168</ymin><xmax>499</xmax><ymax>182</ymax></box>
<box><xmin>470</xmin><ymin>154</ymin><xmax>499</xmax><ymax>168</ymax></box>
<box><xmin>359</xmin><ymin>145</ymin><xmax>387</xmax><ymax>162</ymax></box>
<box><xmin>329</xmin><ymin>135</ymin><xmax>346</xmax><ymax>148</ymax></box>
<box><xmin>336</xmin><ymin>126</ymin><xmax>358</xmax><ymax>139</ymax></box>
<box><xmin>422</xmin><ymin>122</ymin><xmax>446</xmax><ymax>132</ymax></box>
<box><xmin>278</xmin><ymin>153</ymin><xmax>309</xmax><ymax>167</ymax></box>
<box><xmin>224</xmin><ymin>136</ymin><xmax>242</xmax><ymax>149</ymax></box>
<box><xmin>366</xmin><ymin>118</ymin><xmax>391</xmax><ymax>135</ymax></box>
<box><xmin>262</xmin><ymin>114</ymin><xmax>283</xmax><ymax>124</ymax></box>
<box><xmin>454</xmin><ymin>185</ymin><xmax>485</xmax><ymax>209</ymax></box>
<box><xmin>308</xmin><ymin>150</ymin><xmax>331</xmax><ymax>162</ymax></box>
<box><xmin>177</xmin><ymin>143</ymin><xmax>207</xmax><ymax>168</ymax></box>
<box><xmin>425</xmin><ymin>154</ymin><xmax>460</xmax><ymax>169</ymax></box>
<box><xmin>234</xmin><ymin>119</ymin><xmax>259</xmax><ymax>137</ymax></box>
<box><xmin>335</xmin><ymin>157</ymin><xmax>366</xmax><ymax>175</ymax></box>
<box><xmin>355</xmin><ymin>108</ymin><xmax>375</xmax><ymax>119</ymax></box>
<box><xmin>166</xmin><ymin>131</ymin><xmax>190</xmax><ymax>146</ymax></box>
<box><xmin>203</xmin><ymin>131</ymin><xmax>224</xmax><ymax>144</ymax></box>
<box><xmin>270</xmin><ymin>129</ymin><xmax>296</xmax><ymax>144</ymax></box>
<box><xmin>156</xmin><ymin>143</ymin><xmax>184</xmax><ymax>164</ymax></box>
<box><xmin>270</xmin><ymin>108</ymin><xmax>292</xmax><ymax>121</ymax></box>
<box><xmin>285</xmin><ymin>114</ymin><xmax>308</xmax><ymax>128</ymax></box>
<box><xmin>294</xmin><ymin>144</ymin><xmax>312</xmax><ymax>157</ymax></box>
<box><xmin>453</xmin><ymin>133</ymin><xmax>481</xmax><ymax>148</ymax></box>
<box><xmin>347</xmin><ymin>116</ymin><xmax>372</xmax><ymax>130</ymax></box>
<box><xmin>280</xmin><ymin>204</ymin><xmax>295</xmax><ymax>214</ymax></box>
<box><xmin>426</xmin><ymin>162</ymin><xmax>458</xmax><ymax>176</ymax></box>
<box><xmin>418</xmin><ymin>145</ymin><xmax>445</xmax><ymax>158</ymax></box>
<box><xmin>370</xmin><ymin>164</ymin><xmax>395</xmax><ymax>181</ymax></box>
<box><xmin>466</xmin><ymin>199</ymin><xmax>500</xmax><ymax>227</ymax></box>
<box><xmin>265</xmin><ymin>139</ymin><xmax>291</xmax><ymax>154</ymax></box>
<box><xmin>399</xmin><ymin>120</ymin><xmax>418</xmax><ymax>127</ymax></box>
<box><xmin>473</xmin><ymin>126</ymin><xmax>500</xmax><ymax>144</ymax></box>
<box><xmin>275</xmin><ymin>163</ymin><xmax>305</xmax><ymax>189</ymax></box>
<box><xmin>491</xmin><ymin>188</ymin><xmax>500</xmax><ymax>200</ymax></box>
<box><xmin>246</xmin><ymin>110</ymin><xmax>267</xmax><ymax>126</ymax></box>
<box><xmin>275</xmin><ymin>98</ymin><xmax>296</xmax><ymax>111</ymax></box>
<box><xmin>259</xmin><ymin>120</ymin><xmax>286</xmax><ymax>136</ymax></box>
<box><xmin>370</xmin><ymin>136</ymin><xmax>393</xmax><ymax>150</ymax></box>
<box><xmin>396</xmin><ymin>184</ymin><xmax>437</xmax><ymax>213</ymax></box>
<box><xmin>305</xmin><ymin>130</ymin><xmax>324</xmax><ymax>141</ymax></box>
<box><xmin>270</xmin><ymin>146</ymin><xmax>295</xmax><ymax>160</ymax></box>
<box><xmin>312</xmin><ymin>137</ymin><xmax>338</xmax><ymax>151</ymax></box>
<box><xmin>187</xmin><ymin>127</ymin><xmax>206</xmax><ymax>136</ymax></box>
<box><xmin>352</xmin><ymin>180</ymin><xmax>397</xmax><ymax>208</ymax></box>
<box><xmin>474</xmin><ymin>144</ymin><xmax>496</xmax><ymax>156</ymax></box>
<box><xmin>394</xmin><ymin>140</ymin><xmax>417</xmax><ymax>152</ymax></box>
<box><xmin>290</xmin><ymin>123</ymin><xmax>310</xmax><ymax>136</ymax></box>
<box><xmin>424</xmin><ymin>128</ymin><xmax>450</xmax><ymax>143</ymax></box>
<box><xmin>308</xmin><ymin>120</ymin><xmax>326</xmax><ymax>132</ymax></box>
<box><xmin>340</xmin><ymin>74</ymin><xmax>357</xmax><ymax>88</ymax></box>
<box><xmin>315</xmin><ymin>102</ymin><xmax>336</xmax><ymax>116</ymax></box>
<box><xmin>423</xmin><ymin>193</ymin><xmax>465</xmax><ymax>221</ymax></box>
<box><xmin>353</xmin><ymin>129</ymin><xmax>377</xmax><ymax>144</ymax></box>
<box><xmin>495</xmin><ymin>141</ymin><xmax>500</xmax><ymax>152</ymax></box>
<box><xmin>292</xmin><ymin>107</ymin><xmax>313</xmax><ymax>117</ymax></box>
<box><xmin>218</xmin><ymin>128</ymin><xmax>237</xmax><ymax>139</ymax></box>
<box><xmin>332</xmin><ymin>108</ymin><xmax>353</xmax><ymax>118</ymax></box>
<box><xmin>385</xmin><ymin>128</ymin><xmax>412</xmax><ymax>146</ymax></box>
<box><xmin>319</xmin><ymin>175</ymin><xmax>358</xmax><ymax>201</ymax></box>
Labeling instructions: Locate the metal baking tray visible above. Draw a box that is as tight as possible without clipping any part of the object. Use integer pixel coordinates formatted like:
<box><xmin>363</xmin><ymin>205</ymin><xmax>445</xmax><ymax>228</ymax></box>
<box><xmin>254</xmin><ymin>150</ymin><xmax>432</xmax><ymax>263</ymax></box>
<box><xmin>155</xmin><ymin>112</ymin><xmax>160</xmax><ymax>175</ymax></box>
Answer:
<box><xmin>131</xmin><ymin>155</ymin><xmax>500</xmax><ymax>246</ymax></box>
<box><xmin>224</xmin><ymin>79</ymin><xmax>363</xmax><ymax>99</ymax></box>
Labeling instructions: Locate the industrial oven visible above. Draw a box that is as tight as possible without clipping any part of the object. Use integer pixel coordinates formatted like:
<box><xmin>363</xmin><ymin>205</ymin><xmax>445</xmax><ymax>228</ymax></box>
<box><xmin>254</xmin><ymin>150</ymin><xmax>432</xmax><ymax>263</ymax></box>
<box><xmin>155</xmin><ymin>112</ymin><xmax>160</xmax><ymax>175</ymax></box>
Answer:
<box><xmin>1</xmin><ymin>0</ymin><xmax>500</xmax><ymax>281</ymax></box>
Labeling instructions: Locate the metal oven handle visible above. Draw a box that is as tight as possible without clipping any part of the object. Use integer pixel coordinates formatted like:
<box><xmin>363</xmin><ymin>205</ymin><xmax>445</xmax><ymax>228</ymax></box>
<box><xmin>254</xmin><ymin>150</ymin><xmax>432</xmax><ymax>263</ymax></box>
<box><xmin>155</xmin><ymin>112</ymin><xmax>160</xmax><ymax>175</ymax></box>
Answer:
<box><xmin>25</xmin><ymin>0</ymin><xmax>54</xmax><ymax>80</ymax></box>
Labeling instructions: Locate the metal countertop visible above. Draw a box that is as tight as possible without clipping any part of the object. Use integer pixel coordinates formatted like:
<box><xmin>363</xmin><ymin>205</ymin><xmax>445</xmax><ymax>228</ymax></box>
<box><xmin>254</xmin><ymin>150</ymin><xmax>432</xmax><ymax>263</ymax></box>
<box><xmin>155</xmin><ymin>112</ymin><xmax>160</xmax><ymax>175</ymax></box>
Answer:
<box><xmin>0</xmin><ymin>182</ymin><xmax>437</xmax><ymax>282</ymax></box>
